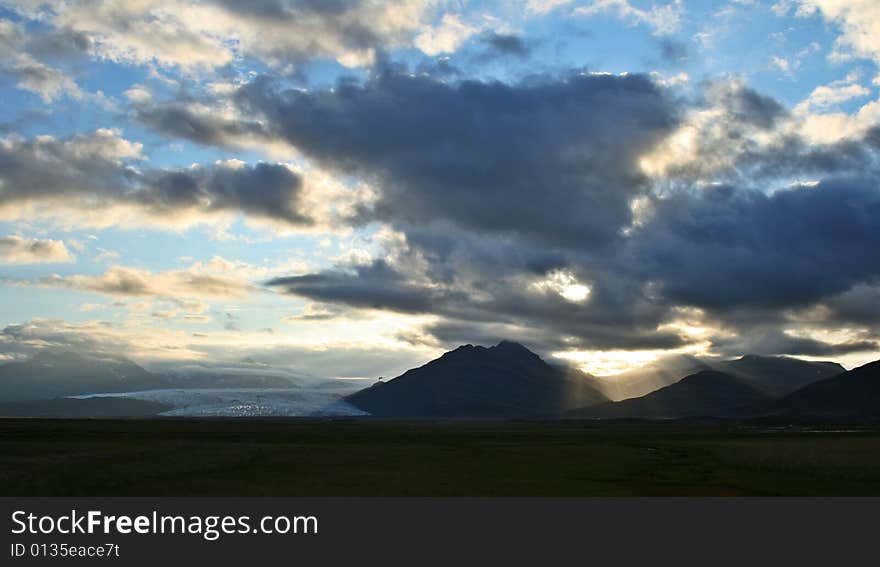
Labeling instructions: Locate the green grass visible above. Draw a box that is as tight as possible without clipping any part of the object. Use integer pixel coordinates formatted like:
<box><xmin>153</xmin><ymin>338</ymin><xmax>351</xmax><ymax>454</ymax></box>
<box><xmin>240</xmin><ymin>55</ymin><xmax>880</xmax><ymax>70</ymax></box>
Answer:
<box><xmin>2</xmin><ymin>419</ymin><xmax>880</xmax><ymax>495</ymax></box>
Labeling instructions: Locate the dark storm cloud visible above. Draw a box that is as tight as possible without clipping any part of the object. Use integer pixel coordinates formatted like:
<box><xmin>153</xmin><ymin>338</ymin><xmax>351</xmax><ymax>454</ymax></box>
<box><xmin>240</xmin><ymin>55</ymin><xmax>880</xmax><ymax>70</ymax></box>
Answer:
<box><xmin>743</xmin><ymin>134</ymin><xmax>877</xmax><ymax>180</ymax></box>
<box><xmin>267</xmin><ymin>249</ymin><xmax>689</xmax><ymax>352</ymax></box>
<box><xmin>130</xmin><ymin>99</ymin><xmax>270</xmax><ymax>148</ymax></box>
<box><xmin>236</xmin><ymin>66</ymin><xmax>680</xmax><ymax>248</ymax></box>
<box><xmin>630</xmin><ymin>178</ymin><xmax>880</xmax><ymax>310</ymax></box>
<box><xmin>138</xmin><ymin>162</ymin><xmax>312</xmax><ymax>224</ymax></box>
<box><xmin>865</xmin><ymin>126</ymin><xmax>880</xmax><ymax>149</ymax></box>
<box><xmin>0</xmin><ymin>131</ymin><xmax>313</xmax><ymax>226</ymax></box>
<box><xmin>238</xmin><ymin>65</ymin><xmax>880</xmax><ymax>354</ymax></box>
<box><xmin>104</xmin><ymin>58</ymin><xmax>880</xmax><ymax>356</ymax></box>
<box><xmin>268</xmin><ymin>260</ymin><xmax>451</xmax><ymax>314</ymax></box>
<box><xmin>821</xmin><ymin>285</ymin><xmax>880</xmax><ymax>326</ymax></box>
<box><xmin>650</xmin><ymin>110</ymin><xmax>880</xmax><ymax>188</ymax></box>
<box><xmin>769</xmin><ymin>336</ymin><xmax>877</xmax><ymax>357</ymax></box>
<box><xmin>412</xmin><ymin>318</ymin><xmax>688</xmax><ymax>354</ymax></box>
<box><xmin>479</xmin><ymin>32</ymin><xmax>532</xmax><ymax>58</ymax></box>
<box><xmin>714</xmin><ymin>84</ymin><xmax>788</xmax><ymax>130</ymax></box>
<box><xmin>709</xmin><ymin>329</ymin><xmax>878</xmax><ymax>358</ymax></box>
<box><xmin>0</xmin><ymin>131</ymin><xmax>126</xmax><ymax>199</ymax></box>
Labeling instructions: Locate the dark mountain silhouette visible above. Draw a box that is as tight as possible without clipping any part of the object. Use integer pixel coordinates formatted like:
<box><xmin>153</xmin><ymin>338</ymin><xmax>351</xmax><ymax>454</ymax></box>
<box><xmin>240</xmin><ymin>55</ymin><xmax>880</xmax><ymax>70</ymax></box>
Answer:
<box><xmin>569</xmin><ymin>370</ymin><xmax>771</xmax><ymax>419</ymax></box>
<box><xmin>592</xmin><ymin>355</ymin><xmax>709</xmax><ymax>401</ymax></box>
<box><xmin>716</xmin><ymin>355</ymin><xmax>844</xmax><ymax>398</ymax></box>
<box><xmin>345</xmin><ymin>341</ymin><xmax>608</xmax><ymax>418</ymax></box>
<box><xmin>594</xmin><ymin>355</ymin><xmax>843</xmax><ymax>401</ymax></box>
<box><xmin>0</xmin><ymin>351</ymin><xmax>167</xmax><ymax>402</ymax></box>
<box><xmin>773</xmin><ymin>359</ymin><xmax>880</xmax><ymax>418</ymax></box>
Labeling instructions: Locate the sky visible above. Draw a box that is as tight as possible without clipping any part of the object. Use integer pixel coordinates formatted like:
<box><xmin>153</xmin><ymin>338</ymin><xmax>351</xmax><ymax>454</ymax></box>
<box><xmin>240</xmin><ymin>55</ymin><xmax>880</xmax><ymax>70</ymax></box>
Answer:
<box><xmin>0</xmin><ymin>0</ymin><xmax>879</xmax><ymax>379</ymax></box>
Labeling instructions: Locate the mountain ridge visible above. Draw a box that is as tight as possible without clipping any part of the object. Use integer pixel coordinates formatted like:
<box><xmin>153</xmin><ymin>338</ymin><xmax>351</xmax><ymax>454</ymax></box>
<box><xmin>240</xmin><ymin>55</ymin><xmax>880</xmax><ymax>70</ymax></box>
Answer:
<box><xmin>773</xmin><ymin>360</ymin><xmax>880</xmax><ymax>418</ymax></box>
<box><xmin>345</xmin><ymin>340</ymin><xmax>608</xmax><ymax>418</ymax></box>
<box><xmin>569</xmin><ymin>370</ymin><xmax>772</xmax><ymax>419</ymax></box>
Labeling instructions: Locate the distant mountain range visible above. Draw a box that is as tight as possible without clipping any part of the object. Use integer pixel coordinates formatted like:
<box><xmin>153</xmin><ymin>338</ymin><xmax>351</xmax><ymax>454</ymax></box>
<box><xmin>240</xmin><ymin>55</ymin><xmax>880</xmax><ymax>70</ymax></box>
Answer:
<box><xmin>345</xmin><ymin>340</ymin><xmax>607</xmax><ymax>418</ymax></box>
<box><xmin>770</xmin><ymin>360</ymin><xmax>880</xmax><ymax>419</ymax></box>
<box><xmin>715</xmin><ymin>355</ymin><xmax>844</xmax><ymax>398</ymax></box>
<box><xmin>570</xmin><ymin>370</ymin><xmax>771</xmax><ymax>419</ymax></box>
<box><xmin>0</xmin><ymin>351</ymin><xmax>162</xmax><ymax>402</ymax></box>
<box><xmin>592</xmin><ymin>354</ymin><xmax>844</xmax><ymax>401</ymax></box>
<box><xmin>2</xmin><ymin>343</ymin><xmax>878</xmax><ymax>420</ymax></box>
<box><xmin>0</xmin><ymin>350</ymin><xmax>300</xmax><ymax>406</ymax></box>
<box><xmin>346</xmin><ymin>341</ymin><xmax>879</xmax><ymax>420</ymax></box>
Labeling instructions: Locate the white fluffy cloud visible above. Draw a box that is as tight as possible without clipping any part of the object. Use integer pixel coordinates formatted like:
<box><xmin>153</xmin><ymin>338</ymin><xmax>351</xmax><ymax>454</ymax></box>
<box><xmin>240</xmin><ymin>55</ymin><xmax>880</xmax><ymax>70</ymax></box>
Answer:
<box><xmin>575</xmin><ymin>0</ymin><xmax>684</xmax><ymax>36</ymax></box>
<box><xmin>38</xmin><ymin>257</ymin><xmax>268</xmax><ymax>302</ymax></box>
<box><xmin>798</xmin><ymin>0</ymin><xmax>880</xmax><ymax>64</ymax></box>
<box><xmin>0</xmin><ymin>236</ymin><xmax>74</xmax><ymax>264</ymax></box>
<box><xmin>414</xmin><ymin>13</ymin><xmax>479</xmax><ymax>56</ymax></box>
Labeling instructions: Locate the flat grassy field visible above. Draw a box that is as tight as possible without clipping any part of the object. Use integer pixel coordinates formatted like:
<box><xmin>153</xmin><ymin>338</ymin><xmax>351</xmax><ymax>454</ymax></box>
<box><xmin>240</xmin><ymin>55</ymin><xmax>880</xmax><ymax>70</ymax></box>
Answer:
<box><xmin>2</xmin><ymin>418</ymin><xmax>880</xmax><ymax>496</ymax></box>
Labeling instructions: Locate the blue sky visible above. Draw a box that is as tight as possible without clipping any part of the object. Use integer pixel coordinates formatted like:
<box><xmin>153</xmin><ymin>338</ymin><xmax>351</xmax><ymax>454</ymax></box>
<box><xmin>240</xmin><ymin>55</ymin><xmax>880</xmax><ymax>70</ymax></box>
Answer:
<box><xmin>1</xmin><ymin>0</ymin><xmax>879</xmax><ymax>378</ymax></box>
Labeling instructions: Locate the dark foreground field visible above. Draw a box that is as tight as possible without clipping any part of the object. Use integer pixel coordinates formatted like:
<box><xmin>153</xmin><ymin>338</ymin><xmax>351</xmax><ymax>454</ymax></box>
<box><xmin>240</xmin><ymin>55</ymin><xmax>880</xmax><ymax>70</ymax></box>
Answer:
<box><xmin>2</xmin><ymin>418</ymin><xmax>880</xmax><ymax>496</ymax></box>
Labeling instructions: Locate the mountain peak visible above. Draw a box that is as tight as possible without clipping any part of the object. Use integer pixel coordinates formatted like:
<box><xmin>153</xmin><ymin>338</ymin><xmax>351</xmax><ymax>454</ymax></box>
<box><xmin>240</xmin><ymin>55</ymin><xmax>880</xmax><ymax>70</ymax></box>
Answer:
<box><xmin>345</xmin><ymin>340</ymin><xmax>606</xmax><ymax>417</ymax></box>
<box><xmin>493</xmin><ymin>339</ymin><xmax>526</xmax><ymax>349</ymax></box>
<box><xmin>490</xmin><ymin>340</ymin><xmax>536</xmax><ymax>356</ymax></box>
<box><xmin>437</xmin><ymin>341</ymin><xmax>541</xmax><ymax>364</ymax></box>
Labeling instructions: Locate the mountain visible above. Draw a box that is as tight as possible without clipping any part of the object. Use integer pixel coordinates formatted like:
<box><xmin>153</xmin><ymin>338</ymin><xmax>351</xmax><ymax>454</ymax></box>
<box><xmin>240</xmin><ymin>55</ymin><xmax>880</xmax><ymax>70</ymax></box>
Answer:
<box><xmin>569</xmin><ymin>370</ymin><xmax>771</xmax><ymax>419</ymax></box>
<box><xmin>592</xmin><ymin>355</ymin><xmax>709</xmax><ymax>401</ymax></box>
<box><xmin>773</xmin><ymin>359</ymin><xmax>880</xmax><ymax>418</ymax></box>
<box><xmin>715</xmin><ymin>355</ymin><xmax>845</xmax><ymax>398</ymax></box>
<box><xmin>160</xmin><ymin>369</ymin><xmax>300</xmax><ymax>389</ymax></box>
<box><xmin>345</xmin><ymin>341</ymin><xmax>608</xmax><ymax>418</ymax></box>
<box><xmin>0</xmin><ymin>351</ymin><xmax>306</xmax><ymax>404</ymax></box>
<box><xmin>593</xmin><ymin>354</ymin><xmax>844</xmax><ymax>402</ymax></box>
<box><xmin>0</xmin><ymin>351</ymin><xmax>168</xmax><ymax>402</ymax></box>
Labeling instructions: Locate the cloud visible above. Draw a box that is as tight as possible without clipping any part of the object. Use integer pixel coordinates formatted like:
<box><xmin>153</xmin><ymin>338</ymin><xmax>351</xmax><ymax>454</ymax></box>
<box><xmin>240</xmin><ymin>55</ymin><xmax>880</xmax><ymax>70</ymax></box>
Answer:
<box><xmin>127</xmin><ymin>91</ymin><xmax>275</xmax><ymax>151</ymax></box>
<box><xmin>236</xmin><ymin>66</ymin><xmax>680</xmax><ymax>249</ymax></box>
<box><xmin>268</xmin><ymin>260</ymin><xmax>453</xmax><ymax>314</ymax></box>
<box><xmin>224</xmin><ymin>63</ymin><xmax>880</xmax><ymax>360</ymax></box>
<box><xmin>479</xmin><ymin>32</ymin><xmax>532</xmax><ymax>58</ymax></box>
<box><xmin>30</xmin><ymin>256</ymin><xmax>318</xmax><ymax>318</ymax></box>
<box><xmin>40</xmin><ymin>264</ymin><xmax>253</xmax><ymax>301</ymax></box>
<box><xmin>790</xmin><ymin>73</ymin><xmax>880</xmax><ymax>145</ymax></box>
<box><xmin>629</xmin><ymin>178</ymin><xmax>880</xmax><ymax>311</ymax></box>
<box><xmin>5</xmin><ymin>0</ymin><xmax>435</xmax><ymax>71</ymax></box>
<box><xmin>3</xmin><ymin>0</ymin><xmax>879</xmax><ymax>369</ymax></box>
<box><xmin>817</xmin><ymin>284</ymin><xmax>880</xmax><ymax>326</ymax></box>
<box><xmin>526</xmin><ymin>0</ymin><xmax>575</xmax><ymax>15</ymax></box>
<box><xmin>248</xmin><ymin>80</ymin><xmax>878</xmax><ymax>364</ymax></box>
<box><xmin>796</xmin><ymin>78</ymin><xmax>870</xmax><ymax>111</ymax></box>
<box><xmin>0</xmin><ymin>316</ymin><xmax>437</xmax><ymax>378</ymax></box>
<box><xmin>656</xmin><ymin>38</ymin><xmax>689</xmax><ymax>65</ymax></box>
<box><xmin>137</xmin><ymin>161</ymin><xmax>312</xmax><ymax>225</ymax></box>
<box><xmin>414</xmin><ymin>13</ymin><xmax>479</xmax><ymax>56</ymax></box>
<box><xmin>0</xmin><ymin>236</ymin><xmax>74</xmax><ymax>264</ymax></box>
<box><xmin>0</xmin><ymin>130</ymin><xmax>320</xmax><ymax>229</ymax></box>
<box><xmin>0</xmin><ymin>19</ymin><xmax>82</xmax><ymax>102</ymax></box>
<box><xmin>637</xmin><ymin>81</ymin><xmax>791</xmax><ymax>179</ymax></box>
<box><xmin>575</xmin><ymin>0</ymin><xmax>684</xmax><ymax>36</ymax></box>
<box><xmin>798</xmin><ymin>0</ymin><xmax>880</xmax><ymax>64</ymax></box>
<box><xmin>266</xmin><ymin>232</ymin><xmax>692</xmax><ymax>353</ymax></box>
